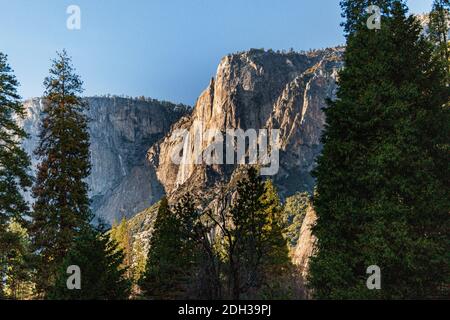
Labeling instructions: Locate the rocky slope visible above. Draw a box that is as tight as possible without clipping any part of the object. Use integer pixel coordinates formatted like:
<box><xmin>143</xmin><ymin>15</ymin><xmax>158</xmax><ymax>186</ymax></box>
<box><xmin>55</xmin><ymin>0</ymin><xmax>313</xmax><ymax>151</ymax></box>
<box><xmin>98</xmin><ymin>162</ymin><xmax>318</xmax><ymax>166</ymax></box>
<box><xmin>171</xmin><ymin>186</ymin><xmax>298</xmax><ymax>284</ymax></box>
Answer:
<box><xmin>20</xmin><ymin>96</ymin><xmax>188</xmax><ymax>224</ymax></box>
<box><xmin>127</xmin><ymin>48</ymin><xmax>344</xmax><ymax>275</ymax></box>
<box><xmin>148</xmin><ymin>47</ymin><xmax>344</xmax><ymax>198</ymax></box>
<box><xmin>21</xmin><ymin>47</ymin><xmax>343</xmax><ymax>231</ymax></box>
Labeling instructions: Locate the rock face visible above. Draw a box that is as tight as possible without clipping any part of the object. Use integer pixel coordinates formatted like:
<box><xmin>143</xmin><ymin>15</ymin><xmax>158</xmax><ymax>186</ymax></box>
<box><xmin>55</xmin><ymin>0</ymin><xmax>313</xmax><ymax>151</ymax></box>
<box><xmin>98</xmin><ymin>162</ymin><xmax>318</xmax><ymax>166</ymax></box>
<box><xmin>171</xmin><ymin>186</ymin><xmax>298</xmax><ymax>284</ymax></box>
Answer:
<box><xmin>21</xmin><ymin>48</ymin><xmax>343</xmax><ymax>227</ymax></box>
<box><xmin>149</xmin><ymin>48</ymin><xmax>344</xmax><ymax>198</ymax></box>
<box><xmin>292</xmin><ymin>205</ymin><xmax>317</xmax><ymax>280</ymax></box>
<box><xmin>128</xmin><ymin>48</ymin><xmax>343</xmax><ymax>271</ymax></box>
<box><xmin>20</xmin><ymin>97</ymin><xmax>188</xmax><ymax>224</ymax></box>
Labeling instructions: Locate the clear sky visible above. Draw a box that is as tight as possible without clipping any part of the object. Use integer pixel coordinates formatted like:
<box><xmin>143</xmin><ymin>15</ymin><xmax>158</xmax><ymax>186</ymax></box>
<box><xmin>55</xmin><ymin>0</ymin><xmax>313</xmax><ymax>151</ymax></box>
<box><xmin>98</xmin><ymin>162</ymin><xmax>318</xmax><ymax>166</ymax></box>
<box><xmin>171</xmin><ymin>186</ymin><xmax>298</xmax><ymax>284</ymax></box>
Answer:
<box><xmin>0</xmin><ymin>0</ymin><xmax>434</xmax><ymax>105</ymax></box>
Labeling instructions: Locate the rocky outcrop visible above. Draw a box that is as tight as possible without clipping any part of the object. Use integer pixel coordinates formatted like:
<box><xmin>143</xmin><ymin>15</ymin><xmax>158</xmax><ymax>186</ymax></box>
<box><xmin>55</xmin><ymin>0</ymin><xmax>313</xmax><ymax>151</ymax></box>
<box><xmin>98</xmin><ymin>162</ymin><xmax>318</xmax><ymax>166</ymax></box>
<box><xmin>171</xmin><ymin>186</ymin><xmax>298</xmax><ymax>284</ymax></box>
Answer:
<box><xmin>20</xmin><ymin>96</ymin><xmax>188</xmax><ymax>224</ymax></box>
<box><xmin>148</xmin><ymin>48</ymin><xmax>344</xmax><ymax>198</ymax></box>
<box><xmin>21</xmin><ymin>48</ymin><xmax>343</xmax><ymax>228</ymax></box>
<box><xmin>292</xmin><ymin>205</ymin><xmax>317</xmax><ymax>280</ymax></box>
<box><xmin>128</xmin><ymin>48</ymin><xmax>343</xmax><ymax>266</ymax></box>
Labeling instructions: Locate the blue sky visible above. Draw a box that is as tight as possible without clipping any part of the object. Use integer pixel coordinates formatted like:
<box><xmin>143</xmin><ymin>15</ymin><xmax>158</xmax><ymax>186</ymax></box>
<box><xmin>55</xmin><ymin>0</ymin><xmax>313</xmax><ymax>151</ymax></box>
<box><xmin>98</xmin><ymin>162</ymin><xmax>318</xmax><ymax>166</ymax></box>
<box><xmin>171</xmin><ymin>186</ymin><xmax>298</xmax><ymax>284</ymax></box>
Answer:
<box><xmin>0</xmin><ymin>0</ymin><xmax>434</xmax><ymax>105</ymax></box>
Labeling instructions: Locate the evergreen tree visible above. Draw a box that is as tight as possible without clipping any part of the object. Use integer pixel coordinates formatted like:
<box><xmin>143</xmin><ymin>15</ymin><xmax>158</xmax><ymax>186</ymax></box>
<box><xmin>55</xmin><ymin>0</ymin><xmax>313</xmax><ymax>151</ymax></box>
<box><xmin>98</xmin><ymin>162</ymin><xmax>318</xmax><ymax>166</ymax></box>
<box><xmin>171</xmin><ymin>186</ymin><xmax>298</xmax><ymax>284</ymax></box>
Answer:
<box><xmin>131</xmin><ymin>238</ymin><xmax>147</xmax><ymax>283</ymax></box>
<box><xmin>0</xmin><ymin>52</ymin><xmax>32</xmax><ymax>297</ymax></box>
<box><xmin>2</xmin><ymin>220</ymin><xmax>34</xmax><ymax>299</ymax></box>
<box><xmin>224</xmin><ymin>168</ymin><xmax>291</xmax><ymax>299</ymax></box>
<box><xmin>258</xmin><ymin>180</ymin><xmax>294</xmax><ymax>299</ymax></box>
<box><xmin>283</xmin><ymin>192</ymin><xmax>311</xmax><ymax>249</ymax></box>
<box><xmin>310</xmin><ymin>0</ymin><xmax>450</xmax><ymax>299</ymax></box>
<box><xmin>29</xmin><ymin>50</ymin><xmax>91</xmax><ymax>296</ymax></box>
<box><xmin>339</xmin><ymin>0</ymin><xmax>395</xmax><ymax>34</ymax></box>
<box><xmin>49</xmin><ymin>224</ymin><xmax>131</xmax><ymax>300</ymax></box>
<box><xmin>174</xmin><ymin>193</ymin><xmax>220</xmax><ymax>299</ymax></box>
<box><xmin>110</xmin><ymin>217</ymin><xmax>132</xmax><ymax>279</ymax></box>
<box><xmin>139</xmin><ymin>197</ymin><xmax>196</xmax><ymax>299</ymax></box>
<box><xmin>429</xmin><ymin>0</ymin><xmax>450</xmax><ymax>78</ymax></box>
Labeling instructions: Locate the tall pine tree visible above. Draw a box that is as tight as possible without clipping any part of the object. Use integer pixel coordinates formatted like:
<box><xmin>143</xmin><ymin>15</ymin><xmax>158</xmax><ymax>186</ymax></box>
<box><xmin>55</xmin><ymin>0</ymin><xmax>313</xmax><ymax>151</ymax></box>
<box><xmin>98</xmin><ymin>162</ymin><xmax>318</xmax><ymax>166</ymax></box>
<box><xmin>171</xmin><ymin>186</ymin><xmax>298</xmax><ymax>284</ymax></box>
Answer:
<box><xmin>224</xmin><ymin>168</ymin><xmax>291</xmax><ymax>299</ymax></box>
<box><xmin>48</xmin><ymin>224</ymin><xmax>131</xmax><ymax>300</ymax></box>
<box><xmin>309</xmin><ymin>0</ymin><xmax>450</xmax><ymax>299</ymax></box>
<box><xmin>139</xmin><ymin>197</ymin><xmax>196</xmax><ymax>299</ymax></box>
<box><xmin>429</xmin><ymin>0</ymin><xmax>450</xmax><ymax>79</ymax></box>
<box><xmin>29</xmin><ymin>50</ymin><xmax>92</xmax><ymax>296</ymax></box>
<box><xmin>0</xmin><ymin>52</ymin><xmax>31</xmax><ymax>298</ymax></box>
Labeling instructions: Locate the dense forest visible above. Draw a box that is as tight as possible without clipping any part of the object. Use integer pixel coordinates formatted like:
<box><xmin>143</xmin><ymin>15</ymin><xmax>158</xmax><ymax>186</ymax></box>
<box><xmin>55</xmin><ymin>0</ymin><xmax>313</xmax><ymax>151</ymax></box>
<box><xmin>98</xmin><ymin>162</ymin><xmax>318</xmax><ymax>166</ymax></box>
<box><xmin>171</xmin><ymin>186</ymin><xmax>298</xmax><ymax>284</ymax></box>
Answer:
<box><xmin>0</xmin><ymin>0</ymin><xmax>448</xmax><ymax>300</ymax></box>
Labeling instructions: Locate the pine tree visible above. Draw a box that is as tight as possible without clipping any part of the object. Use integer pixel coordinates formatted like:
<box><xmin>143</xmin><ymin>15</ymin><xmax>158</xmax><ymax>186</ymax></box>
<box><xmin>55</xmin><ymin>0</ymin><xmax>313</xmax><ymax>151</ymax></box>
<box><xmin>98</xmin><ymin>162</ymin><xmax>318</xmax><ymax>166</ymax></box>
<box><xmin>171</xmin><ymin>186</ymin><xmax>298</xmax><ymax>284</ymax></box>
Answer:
<box><xmin>29</xmin><ymin>50</ymin><xmax>92</xmax><ymax>296</ymax></box>
<box><xmin>139</xmin><ymin>197</ymin><xmax>195</xmax><ymax>299</ymax></box>
<box><xmin>131</xmin><ymin>238</ymin><xmax>147</xmax><ymax>283</ymax></box>
<box><xmin>225</xmin><ymin>168</ymin><xmax>291</xmax><ymax>299</ymax></box>
<box><xmin>429</xmin><ymin>0</ymin><xmax>450</xmax><ymax>78</ymax></box>
<box><xmin>174</xmin><ymin>193</ymin><xmax>219</xmax><ymax>299</ymax></box>
<box><xmin>309</xmin><ymin>0</ymin><xmax>450</xmax><ymax>299</ymax></box>
<box><xmin>339</xmin><ymin>0</ymin><xmax>395</xmax><ymax>34</ymax></box>
<box><xmin>109</xmin><ymin>217</ymin><xmax>132</xmax><ymax>279</ymax></box>
<box><xmin>49</xmin><ymin>224</ymin><xmax>131</xmax><ymax>300</ymax></box>
<box><xmin>258</xmin><ymin>180</ymin><xmax>294</xmax><ymax>299</ymax></box>
<box><xmin>0</xmin><ymin>52</ymin><xmax>32</xmax><ymax>297</ymax></box>
<box><xmin>283</xmin><ymin>192</ymin><xmax>311</xmax><ymax>249</ymax></box>
<box><xmin>3</xmin><ymin>220</ymin><xmax>35</xmax><ymax>299</ymax></box>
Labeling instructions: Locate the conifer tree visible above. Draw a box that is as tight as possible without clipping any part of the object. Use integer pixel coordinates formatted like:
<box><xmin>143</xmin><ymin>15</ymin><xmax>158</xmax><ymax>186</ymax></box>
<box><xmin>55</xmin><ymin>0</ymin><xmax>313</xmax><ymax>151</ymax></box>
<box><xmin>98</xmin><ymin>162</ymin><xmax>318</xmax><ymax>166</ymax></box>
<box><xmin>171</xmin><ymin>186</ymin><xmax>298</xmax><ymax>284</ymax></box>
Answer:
<box><xmin>2</xmin><ymin>220</ymin><xmax>34</xmax><ymax>299</ymax></box>
<box><xmin>29</xmin><ymin>50</ymin><xmax>91</xmax><ymax>296</ymax></box>
<box><xmin>49</xmin><ymin>224</ymin><xmax>131</xmax><ymax>300</ymax></box>
<box><xmin>131</xmin><ymin>239</ymin><xmax>147</xmax><ymax>282</ymax></box>
<box><xmin>258</xmin><ymin>180</ymin><xmax>294</xmax><ymax>299</ymax></box>
<box><xmin>339</xmin><ymin>0</ymin><xmax>395</xmax><ymax>34</ymax></box>
<box><xmin>429</xmin><ymin>0</ymin><xmax>450</xmax><ymax>78</ymax></box>
<box><xmin>309</xmin><ymin>0</ymin><xmax>450</xmax><ymax>299</ymax></box>
<box><xmin>225</xmin><ymin>168</ymin><xmax>291</xmax><ymax>299</ymax></box>
<box><xmin>0</xmin><ymin>52</ymin><xmax>31</xmax><ymax>297</ymax></box>
<box><xmin>110</xmin><ymin>217</ymin><xmax>132</xmax><ymax>279</ymax></box>
<box><xmin>139</xmin><ymin>197</ymin><xmax>195</xmax><ymax>299</ymax></box>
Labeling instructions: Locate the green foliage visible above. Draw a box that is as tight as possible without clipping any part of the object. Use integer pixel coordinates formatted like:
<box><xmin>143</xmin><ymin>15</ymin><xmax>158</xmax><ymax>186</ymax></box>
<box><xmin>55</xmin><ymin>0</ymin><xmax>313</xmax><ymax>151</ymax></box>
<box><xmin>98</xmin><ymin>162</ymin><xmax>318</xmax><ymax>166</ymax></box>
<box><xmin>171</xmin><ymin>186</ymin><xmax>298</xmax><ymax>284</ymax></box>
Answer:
<box><xmin>29</xmin><ymin>50</ymin><xmax>92</xmax><ymax>296</ymax></box>
<box><xmin>0</xmin><ymin>52</ymin><xmax>32</xmax><ymax>298</ymax></box>
<box><xmin>223</xmin><ymin>168</ymin><xmax>294</xmax><ymax>299</ymax></box>
<box><xmin>258</xmin><ymin>180</ymin><xmax>295</xmax><ymax>299</ymax></box>
<box><xmin>110</xmin><ymin>218</ymin><xmax>132</xmax><ymax>279</ymax></box>
<box><xmin>139</xmin><ymin>197</ymin><xmax>197</xmax><ymax>299</ymax></box>
<box><xmin>138</xmin><ymin>176</ymin><xmax>296</xmax><ymax>300</ymax></box>
<box><xmin>309</xmin><ymin>1</ymin><xmax>450</xmax><ymax>299</ymax></box>
<box><xmin>49</xmin><ymin>224</ymin><xmax>131</xmax><ymax>300</ymax></box>
<box><xmin>429</xmin><ymin>0</ymin><xmax>450</xmax><ymax>79</ymax></box>
<box><xmin>283</xmin><ymin>192</ymin><xmax>311</xmax><ymax>249</ymax></box>
<box><xmin>339</xmin><ymin>0</ymin><xmax>402</xmax><ymax>34</ymax></box>
<box><xmin>1</xmin><ymin>220</ymin><xmax>34</xmax><ymax>299</ymax></box>
<box><xmin>131</xmin><ymin>238</ymin><xmax>147</xmax><ymax>283</ymax></box>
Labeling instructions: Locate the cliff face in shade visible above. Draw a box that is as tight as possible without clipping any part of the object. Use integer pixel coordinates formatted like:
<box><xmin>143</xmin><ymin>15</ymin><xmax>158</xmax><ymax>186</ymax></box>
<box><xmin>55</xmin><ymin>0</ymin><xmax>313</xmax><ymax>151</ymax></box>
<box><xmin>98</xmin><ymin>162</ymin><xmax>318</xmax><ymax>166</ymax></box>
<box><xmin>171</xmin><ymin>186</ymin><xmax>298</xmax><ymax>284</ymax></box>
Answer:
<box><xmin>20</xmin><ymin>96</ymin><xmax>188</xmax><ymax>224</ymax></box>
<box><xmin>148</xmin><ymin>48</ymin><xmax>344</xmax><ymax>198</ymax></box>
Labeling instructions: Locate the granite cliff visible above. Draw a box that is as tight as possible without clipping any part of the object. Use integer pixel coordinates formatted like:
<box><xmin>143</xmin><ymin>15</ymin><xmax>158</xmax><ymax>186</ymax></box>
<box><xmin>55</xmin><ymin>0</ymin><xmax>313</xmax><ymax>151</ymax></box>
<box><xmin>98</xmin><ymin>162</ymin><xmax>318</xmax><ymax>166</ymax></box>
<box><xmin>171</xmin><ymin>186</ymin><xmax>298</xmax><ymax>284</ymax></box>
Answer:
<box><xmin>21</xmin><ymin>47</ymin><xmax>343</xmax><ymax>236</ymax></box>
<box><xmin>20</xmin><ymin>96</ymin><xmax>188</xmax><ymax>223</ymax></box>
<box><xmin>148</xmin><ymin>47</ymin><xmax>344</xmax><ymax>198</ymax></box>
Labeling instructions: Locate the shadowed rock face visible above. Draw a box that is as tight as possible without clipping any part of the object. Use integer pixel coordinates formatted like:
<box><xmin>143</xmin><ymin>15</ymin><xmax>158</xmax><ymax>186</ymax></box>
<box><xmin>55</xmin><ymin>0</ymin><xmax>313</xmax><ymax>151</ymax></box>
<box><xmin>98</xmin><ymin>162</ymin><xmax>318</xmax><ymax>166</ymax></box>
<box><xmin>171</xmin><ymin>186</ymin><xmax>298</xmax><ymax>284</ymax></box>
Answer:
<box><xmin>20</xmin><ymin>96</ymin><xmax>188</xmax><ymax>224</ymax></box>
<box><xmin>148</xmin><ymin>48</ymin><xmax>344</xmax><ymax>199</ymax></box>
